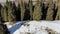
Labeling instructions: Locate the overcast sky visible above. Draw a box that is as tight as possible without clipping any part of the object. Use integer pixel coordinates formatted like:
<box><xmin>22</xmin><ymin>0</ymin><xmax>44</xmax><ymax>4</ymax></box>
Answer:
<box><xmin>0</xmin><ymin>0</ymin><xmax>15</xmax><ymax>3</ymax></box>
<box><xmin>0</xmin><ymin>0</ymin><xmax>6</xmax><ymax>2</ymax></box>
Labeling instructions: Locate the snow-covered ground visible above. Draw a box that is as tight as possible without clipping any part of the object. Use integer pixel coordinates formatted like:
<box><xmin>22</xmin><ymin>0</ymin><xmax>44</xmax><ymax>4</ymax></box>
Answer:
<box><xmin>4</xmin><ymin>20</ymin><xmax>60</xmax><ymax>34</ymax></box>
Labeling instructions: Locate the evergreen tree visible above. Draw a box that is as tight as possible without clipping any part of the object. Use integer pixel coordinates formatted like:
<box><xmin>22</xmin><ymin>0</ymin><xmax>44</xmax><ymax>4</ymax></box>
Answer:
<box><xmin>23</xmin><ymin>3</ymin><xmax>30</xmax><ymax>20</ymax></box>
<box><xmin>53</xmin><ymin>2</ymin><xmax>58</xmax><ymax>20</ymax></box>
<box><xmin>55</xmin><ymin>5</ymin><xmax>60</xmax><ymax>20</ymax></box>
<box><xmin>16</xmin><ymin>3</ymin><xmax>21</xmax><ymax>21</ymax></box>
<box><xmin>46</xmin><ymin>4</ymin><xmax>54</xmax><ymax>20</ymax></box>
<box><xmin>12</xmin><ymin>2</ymin><xmax>16</xmax><ymax>21</ymax></box>
<box><xmin>29</xmin><ymin>0</ymin><xmax>33</xmax><ymax>20</ymax></box>
<box><xmin>41</xmin><ymin>3</ymin><xmax>45</xmax><ymax>20</ymax></box>
<box><xmin>0</xmin><ymin>4</ymin><xmax>2</xmax><ymax>23</ymax></box>
<box><xmin>46</xmin><ymin>0</ymin><xmax>54</xmax><ymax>20</ymax></box>
<box><xmin>33</xmin><ymin>0</ymin><xmax>42</xmax><ymax>20</ymax></box>
<box><xmin>3</xmin><ymin>6</ymin><xmax>8</xmax><ymax>22</ymax></box>
<box><xmin>20</xmin><ymin>0</ymin><xmax>25</xmax><ymax>21</ymax></box>
<box><xmin>7</xmin><ymin>2</ymin><xmax>15</xmax><ymax>23</ymax></box>
<box><xmin>8</xmin><ymin>5</ymin><xmax>12</xmax><ymax>22</ymax></box>
<box><xmin>1</xmin><ymin>8</ymin><xmax>5</xmax><ymax>22</ymax></box>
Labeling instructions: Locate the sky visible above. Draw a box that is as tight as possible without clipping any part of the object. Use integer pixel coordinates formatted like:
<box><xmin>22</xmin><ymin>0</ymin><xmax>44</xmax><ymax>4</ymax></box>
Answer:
<box><xmin>0</xmin><ymin>0</ymin><xmax>6</xmax><ymax>2</ymax></box>
<box><xmin>0</xmin><ymin>0</ymin><xmax>15</xmax><ymax>3</ymax></box>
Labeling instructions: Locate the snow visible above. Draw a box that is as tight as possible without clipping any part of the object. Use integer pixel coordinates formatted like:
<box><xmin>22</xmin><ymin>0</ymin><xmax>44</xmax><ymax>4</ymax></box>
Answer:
<box><xmin>4</xmin><ymin>22</ymin><xmax>14</xmax><ymax>29</ymax></box>
<box><xmin>4</xmin><ymin>20</ymin><xmax>60</xmax><ymax>34</ymax></box>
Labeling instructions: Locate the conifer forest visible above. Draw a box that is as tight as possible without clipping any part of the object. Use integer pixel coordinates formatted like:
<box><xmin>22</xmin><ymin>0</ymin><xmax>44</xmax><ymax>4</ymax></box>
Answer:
<box><xmin>0</xmin><ymin>0</ymin><xmax>60</xmax><ymax>22</ymax></box>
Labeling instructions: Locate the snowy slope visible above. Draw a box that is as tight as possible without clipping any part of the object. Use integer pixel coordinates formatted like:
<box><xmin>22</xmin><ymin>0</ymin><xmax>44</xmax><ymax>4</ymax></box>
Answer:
<box><xmin>4</xmin><ymin>20</ymin><xmax>60</xmax><ymax>34</ymax></box>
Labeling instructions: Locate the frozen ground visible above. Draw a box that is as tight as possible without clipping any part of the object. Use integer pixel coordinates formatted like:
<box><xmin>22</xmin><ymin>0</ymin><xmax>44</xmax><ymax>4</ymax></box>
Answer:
<box><xmin>4</xmin><ymin>20</ymin><xmax>60</xmax><ymax>34</ymax></box>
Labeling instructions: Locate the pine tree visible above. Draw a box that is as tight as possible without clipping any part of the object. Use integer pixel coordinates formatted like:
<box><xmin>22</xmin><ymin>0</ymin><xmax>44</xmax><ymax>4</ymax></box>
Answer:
<box><xmin>1</xmin><ymin>8</ymin><xmax>4</xmax><ymax>21</ymax></box>
<box><xmin>16</xmin><ymin>3</ymin><xmax>21</xmax><ymax>21</ymax></box>
<box><xmin>46</xmin><ymin>4</ymin><xmax>53</xmax><ymax>20</ymax></box>
<box><xmin>55</xmin><ymin>6</ymin><xmax>60</xmax><ymax>20</ymax></box>
<box><xmin>7</xmin><ymin>1</ymin><xmax>15</xmax><ymax>22</ymax></box>
<box><xmin>0</xmin><ymin>18</ymin><xmax>1</xmax><ymax>24</ymax></box>
<box><xmin>0</xmin><ymin>4</ymin><xmax>2</xmax><ymax>24</ymax></box>
<box><xmin>52</xmin><ymin>2</ymin><xmax>58</xmax><ymax>20</ymax></box>
<box><xmin>29</xmin><ymin>0</ymin><xmax>33</xmax><ymax>20</ymax></box>
<box><xmin>20</xmin><ymin>0</ymin><xmax>25</xmax><ymax>21</ymax></box>
<box><xmin>46</xmin><ymin>0</ymin><xmax>53</xmax><ymax>20</ymax></box>
<box><xmin>23</xmin><ymin>3</ymin><xmax>30</xmax><ymax>20</ymax></box>
<box><xmin>3</xmin><ymin>6</ymin><xmax>8</xmax><ymax>22</ymax></box>
<box><xmin>8</xmin><ymin>5</ymin><xmax>12</xmax><ymax>22</ymax></box>
<box><xmin>33</xmin><ymin>0</ymin><xmax>42</xmax><ymax>20</ymax></box>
